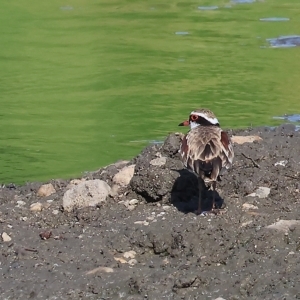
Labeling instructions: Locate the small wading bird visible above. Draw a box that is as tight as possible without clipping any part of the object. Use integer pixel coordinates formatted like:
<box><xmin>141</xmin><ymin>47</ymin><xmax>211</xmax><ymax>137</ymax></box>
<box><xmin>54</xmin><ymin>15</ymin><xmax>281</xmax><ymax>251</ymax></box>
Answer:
<box><xmin>179</xmin><ymin>108</ymin><xmax>234</xmax><ymax>215</ymax></box>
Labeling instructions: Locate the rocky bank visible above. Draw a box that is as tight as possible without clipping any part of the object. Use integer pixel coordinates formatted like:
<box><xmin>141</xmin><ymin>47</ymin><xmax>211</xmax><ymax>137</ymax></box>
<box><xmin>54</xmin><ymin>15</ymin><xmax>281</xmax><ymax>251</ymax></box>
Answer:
<box><xmin>1</xmin><ymin>124</ymin><xmax>300</xmax><ymax>299</ymax></box>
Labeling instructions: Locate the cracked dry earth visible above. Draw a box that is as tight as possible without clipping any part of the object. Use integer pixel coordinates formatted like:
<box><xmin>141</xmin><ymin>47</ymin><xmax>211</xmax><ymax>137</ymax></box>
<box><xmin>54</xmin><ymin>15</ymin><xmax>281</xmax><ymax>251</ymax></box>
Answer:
<box><xmin>1</xmin><ymin>124</ymin><xmax>300</xmax><ymax>300</ymax></box>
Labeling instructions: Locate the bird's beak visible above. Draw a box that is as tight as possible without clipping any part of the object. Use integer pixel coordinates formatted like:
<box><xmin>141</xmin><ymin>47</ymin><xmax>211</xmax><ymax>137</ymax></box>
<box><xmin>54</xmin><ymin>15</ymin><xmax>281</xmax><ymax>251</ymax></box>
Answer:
<box><xmin>178</xmin><ymin>120</ymin><xmax>190</xmax><ymax>126</ymax></box>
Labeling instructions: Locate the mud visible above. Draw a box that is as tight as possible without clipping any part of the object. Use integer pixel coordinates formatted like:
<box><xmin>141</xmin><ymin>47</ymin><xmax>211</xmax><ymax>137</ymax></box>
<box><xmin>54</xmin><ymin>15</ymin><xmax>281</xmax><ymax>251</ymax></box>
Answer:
<box><xmin>1</xmin><ymin>124</ymin><xmax>300</xmax><ymax>300</ymax></box>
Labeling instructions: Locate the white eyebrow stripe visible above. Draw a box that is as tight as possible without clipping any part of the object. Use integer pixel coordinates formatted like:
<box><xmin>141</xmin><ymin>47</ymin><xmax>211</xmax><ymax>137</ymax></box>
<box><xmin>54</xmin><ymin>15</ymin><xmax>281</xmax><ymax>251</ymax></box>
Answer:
<box><xmin>191</xmin><ymin>112</ymin><xmax>219</xmax><ymax>124</ymax></box>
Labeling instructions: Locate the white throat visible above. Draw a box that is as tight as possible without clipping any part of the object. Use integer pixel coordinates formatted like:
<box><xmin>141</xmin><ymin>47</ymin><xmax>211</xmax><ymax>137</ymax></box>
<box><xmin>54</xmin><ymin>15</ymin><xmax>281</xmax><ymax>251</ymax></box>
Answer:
<box><xmin>190</xmin><ymin>121</ymin><xmax>200</xmax><ymax>129</ymax></box>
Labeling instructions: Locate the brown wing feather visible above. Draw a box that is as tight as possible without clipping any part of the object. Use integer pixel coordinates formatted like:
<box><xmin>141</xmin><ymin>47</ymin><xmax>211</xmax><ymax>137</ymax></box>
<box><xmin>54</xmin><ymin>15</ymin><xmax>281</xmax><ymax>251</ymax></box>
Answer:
<box><xmin>180</xmin><ymin>126</ymin><xmax>234</xmax><ymax>181</ymax></box>
<box><xmin>220</xmin><ymin>131</ymin><xmax>234</xmax><ymax>168</ymax></box>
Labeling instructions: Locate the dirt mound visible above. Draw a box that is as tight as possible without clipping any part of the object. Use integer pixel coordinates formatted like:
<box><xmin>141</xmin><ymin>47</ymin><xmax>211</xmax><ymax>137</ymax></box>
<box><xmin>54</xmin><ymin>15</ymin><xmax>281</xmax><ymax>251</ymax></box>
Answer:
<box><xmin>1</xmin><ymin>124</ymin><xmax>300</xmax><ymax>299</ymax></box>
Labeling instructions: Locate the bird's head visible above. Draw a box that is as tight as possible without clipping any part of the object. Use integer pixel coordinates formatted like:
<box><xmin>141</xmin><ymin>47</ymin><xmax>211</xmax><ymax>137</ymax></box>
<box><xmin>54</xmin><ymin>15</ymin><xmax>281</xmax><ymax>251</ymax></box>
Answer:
<box><xmin>178</xmin><ymin>108</ymin><xmax>220</xmax><ymax>129</ymax></box>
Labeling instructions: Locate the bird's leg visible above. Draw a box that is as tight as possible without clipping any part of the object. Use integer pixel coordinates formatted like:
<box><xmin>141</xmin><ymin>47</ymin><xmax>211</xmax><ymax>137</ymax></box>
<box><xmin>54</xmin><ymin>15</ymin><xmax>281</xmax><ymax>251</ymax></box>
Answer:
<box><xmin>196</xmin><ymin>176</ymin><xmax>203</xmax><ymax>215</ymax></box>
<box><xmin>196</xmin><ymin>178</ymin><xmax>222</xmax><ymax>216</ymax></box>
<box><xmin>197</xmin><ymin>180</ymin><xmax>220</xmax><ymax>216</ymax></box>
<box><xmin>212</xmin><ymin>181</ymin><xmax>216</xmax><ymax>210</ymax></box>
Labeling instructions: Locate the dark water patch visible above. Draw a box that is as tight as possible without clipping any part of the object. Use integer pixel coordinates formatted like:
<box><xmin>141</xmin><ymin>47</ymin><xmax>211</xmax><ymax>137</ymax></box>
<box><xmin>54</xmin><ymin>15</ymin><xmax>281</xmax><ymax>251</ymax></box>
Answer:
<box><xmin>273</xmin><ymin>114</ymin><xmax>300</xmax><ymax>123</ymax></box>
<box><xmin>267</xmin><ymin>35</ymin><xmax>300</xmax><ymax>48</ymax></box>
<box><xmin>260</xmin><ymin>17</ymin><xmax>290</xmax><ymax>22</ymax></box>
<box><xmin>198</xmin><ymin>6</ymin><xmax>219</xmax><ymax>10</ymax></box>
<box><xmin>175</xmin><ymin>32</ymin><xmax>189</xmax><ymax>35</ymax></box>
<box><xmin>231</xmin><ymin>0</ymin><xmax>255</xmax><ymax>3</ymax></box>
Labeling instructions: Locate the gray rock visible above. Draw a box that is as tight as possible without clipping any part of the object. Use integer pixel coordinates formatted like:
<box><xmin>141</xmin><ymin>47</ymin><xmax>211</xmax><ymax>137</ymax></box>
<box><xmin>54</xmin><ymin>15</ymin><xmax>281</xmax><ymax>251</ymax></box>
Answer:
<box><xmin>130</xmin><ymin>133</ymin><xmax>197</xmax><ymax>203</ymax></box>
<box><xmin>37</xmin><ymin>183</ymin><xmax>56</xmax><ymax>197</ymax></box>
<box><xmin>113</xmin><ymin>164</ymin><xmax>135</xmax><ymax>186</ymax></box>
<box><xmin>109</xmin><ymin>184</ymin><xmax>120</xmax><ymax>197</ymax></box>
<box><xmin>161</xmin><ymin>132</ymin><xmax>183</xmax><ymax>158</ymax></box>
<box><xmin>231</xmin><ymin>135</ymin><xmax>262</xmax><ymax>144</ymax></box>
<box><xmin>248</xmin><ymin>186</ymin><xmax>270</xmax><ymax>198</ymax></box>
<box><xmin>150</xmin><ymin>157</ymin><xmax>167</xmax><ymax>166</ymax></box>
<box><xmin>63</xmin><ymin>180</ymin><xmax>111</xmax><ymax>212</ymax></box>
<box><xmin>266</xmin><ymin>220</ymin><xmax>300</xmax><ymax>232</ymax></box>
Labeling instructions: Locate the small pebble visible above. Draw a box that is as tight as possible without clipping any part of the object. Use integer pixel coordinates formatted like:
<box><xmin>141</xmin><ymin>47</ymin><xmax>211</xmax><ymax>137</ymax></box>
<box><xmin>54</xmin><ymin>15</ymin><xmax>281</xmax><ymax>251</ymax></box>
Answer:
<box><xmin>37</xmin><ymin>183</ymin><xmax>56</xmax><ymax>197</ymax></box>
<box><xmin>52</xmin><ymin>209</ymin><xmax>59</xmax><ymax>215</ymax></box>
<box><xmin>42</xmin><ymin>202</ymin><xmax>51</xmax><ymax>209</ymax></box>
<box><xmin>17</xmin><ymin>200</ymin><xmax>26</xmax><ymax>206</ymax></box>
<box><xmin>85</xmin><ymin>266</ymin><xmax>114</xmax><ymax>275</ymax></box>
<box><xmin>157</xmin><ymin>212</ymin><xmax>165</xmax><ymax>217</ymax></box>
<box><xmin>241</xmin><ymin>220</ymin><xmax>253</xmax><ymax>227</ymax></box>
<box><xmin>114</xmin><ymin>257</ymin><xmax>127</xmax><ymax>264</ymax></box>
<box><xmin>255</xmin><ymin>187</ymin><xmax>271</xmax><ymax>198</ymax></box>
<box><xmin>127</xmin><ymin>205</ymin><xmax>136</xmax><ymax>211</ymax></box>
<box><xmin>162</xmin><ymin>205</ymin><xmax>171</xmax><ymax>210</ymax></box>
<box><xmin>2</xmin><ymin>232</ymin><xmax>12</xmax><ymax>242</ymax></box>
<box><xmin>274</xmin><ymin>160</ymin><xmax>288</xmax><ymax>167</ymax></box>
<box><xmin>30</xmin><ymin>202</ymin><xmax>43</xmax><ymax>212</ymax></box>
<box><xmin>39</xmin><ymin>231</ymin><xmax>52</xmax><ymax>240</ymax></box>
<box><xmin>123</xmin><ymin>250</ymin><xmax>136</xmax><ymax>259</ymax></box>
<box><xmin>128</xmin><ymin>199</ymin><xmax>139</xmax><ymax>205</ymax></box>
<box><xmin>134</xmin><ymin>221</ymin><xmax>144</xmax><ymax>224</ymax></box>
<box><xmin>128</xmin><ymin>259</ymin><xmax>138</xmax><ymax>266</ymax></box>
<box><xmin>134</xmin><ymin>221</ymin><xmax>149</xmax><ymax>226</ymax></box>
<box><xmin>242</xmin><ymin>203</ymin><xmax>259</xmax><ymax>211</ymax></box>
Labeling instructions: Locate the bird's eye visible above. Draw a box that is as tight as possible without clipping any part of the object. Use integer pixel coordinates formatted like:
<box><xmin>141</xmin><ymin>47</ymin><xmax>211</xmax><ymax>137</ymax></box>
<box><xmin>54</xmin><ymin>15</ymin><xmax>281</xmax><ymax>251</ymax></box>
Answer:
<box><xmin>191</xmin><ymin>115</ymin><xmax>198</xmax><ymax>121</ymax></box>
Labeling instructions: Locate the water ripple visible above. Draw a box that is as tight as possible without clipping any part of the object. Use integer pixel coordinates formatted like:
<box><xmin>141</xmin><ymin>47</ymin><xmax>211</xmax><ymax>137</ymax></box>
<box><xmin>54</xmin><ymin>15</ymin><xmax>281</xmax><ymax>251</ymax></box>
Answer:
<box><xmin>260</xmin><ymin>17</ymin><xmax>290</xmax><ymax>22</ymax></box>
<box><xmin>60</xmin><ymin>6</ymin><xmax>74</xmax><ymax>11</ymax></box>
<box><xmin>198</xmin><ymin>6</ymin><xmax>219</xmax><ymax>10</ymax></box>
<box><xmin>231</xmin><ymin>0</ymin><xmax>255</xmax><ymax>3</ymax></box>
<box><xmin>175</xmin><ymin>32</ymin><xmax>189</xmax><ymax>35</ymax></box>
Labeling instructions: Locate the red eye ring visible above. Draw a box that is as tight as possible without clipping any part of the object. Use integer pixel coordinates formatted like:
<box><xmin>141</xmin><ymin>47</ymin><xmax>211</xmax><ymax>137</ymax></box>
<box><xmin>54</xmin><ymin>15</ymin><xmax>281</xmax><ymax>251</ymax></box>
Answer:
<box><xmin>191</xmin><ymin>115</ymin><xmax>198</xmax><ymax>121</ymax></box>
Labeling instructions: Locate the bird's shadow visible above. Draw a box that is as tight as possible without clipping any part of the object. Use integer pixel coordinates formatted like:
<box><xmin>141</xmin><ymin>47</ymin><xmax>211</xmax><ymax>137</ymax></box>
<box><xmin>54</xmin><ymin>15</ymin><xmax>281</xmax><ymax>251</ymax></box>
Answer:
<box><xmin>170</xmin><ymin>169</ymin><xmax>224</xmax><ymax>214</ymax></box>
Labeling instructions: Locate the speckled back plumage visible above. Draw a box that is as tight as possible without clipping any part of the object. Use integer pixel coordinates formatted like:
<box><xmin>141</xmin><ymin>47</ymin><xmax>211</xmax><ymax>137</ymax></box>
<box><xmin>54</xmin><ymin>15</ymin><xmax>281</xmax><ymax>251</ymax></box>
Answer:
<box><xmin>179</xmin><ymin>109</ymin><xmax>234</xmax><ymax>182</ymax></box>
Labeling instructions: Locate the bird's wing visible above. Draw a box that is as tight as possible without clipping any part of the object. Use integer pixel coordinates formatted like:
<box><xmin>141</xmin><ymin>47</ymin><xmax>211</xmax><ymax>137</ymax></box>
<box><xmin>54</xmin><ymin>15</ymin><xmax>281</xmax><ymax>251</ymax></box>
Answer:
<box><xmin>180</xmin><ymin>127</ymin><xmax>234</xmax><ymax>173</ymax></box>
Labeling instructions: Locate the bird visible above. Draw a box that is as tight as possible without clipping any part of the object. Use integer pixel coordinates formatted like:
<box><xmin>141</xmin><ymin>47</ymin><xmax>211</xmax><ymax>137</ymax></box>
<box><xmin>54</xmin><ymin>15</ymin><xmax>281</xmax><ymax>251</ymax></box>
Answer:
<box><xmin>178</xmin><ymin>108</ymin><xmax>234</xmax><ymax>215</ymax></box>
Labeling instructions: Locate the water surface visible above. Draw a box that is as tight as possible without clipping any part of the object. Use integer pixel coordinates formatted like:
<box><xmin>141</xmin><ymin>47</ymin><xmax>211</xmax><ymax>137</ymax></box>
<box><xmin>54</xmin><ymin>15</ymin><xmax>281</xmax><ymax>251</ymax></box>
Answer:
<box><xmin>1</xmin><ymin>0</ymin><xmax>300</xmax><ymax>184</ymax></box>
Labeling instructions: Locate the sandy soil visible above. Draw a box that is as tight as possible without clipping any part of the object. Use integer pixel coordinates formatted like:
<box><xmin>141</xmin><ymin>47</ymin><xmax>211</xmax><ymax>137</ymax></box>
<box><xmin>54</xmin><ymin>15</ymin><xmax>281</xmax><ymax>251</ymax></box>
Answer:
<box><xmin>1</xmin><ymin>124</ymin><xmax>300</xmax><ymax>300</ymax></box>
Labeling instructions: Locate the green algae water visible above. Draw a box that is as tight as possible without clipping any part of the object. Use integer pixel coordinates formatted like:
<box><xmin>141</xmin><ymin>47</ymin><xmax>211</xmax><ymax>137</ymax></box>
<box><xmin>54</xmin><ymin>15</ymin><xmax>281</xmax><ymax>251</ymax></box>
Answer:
<box><xmin>1</xmin><ymin>0</ymin><xmax>300</xmax><ymax>184</ymax></box>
